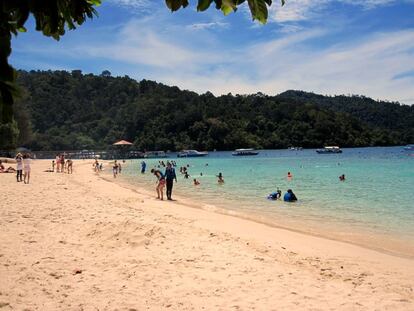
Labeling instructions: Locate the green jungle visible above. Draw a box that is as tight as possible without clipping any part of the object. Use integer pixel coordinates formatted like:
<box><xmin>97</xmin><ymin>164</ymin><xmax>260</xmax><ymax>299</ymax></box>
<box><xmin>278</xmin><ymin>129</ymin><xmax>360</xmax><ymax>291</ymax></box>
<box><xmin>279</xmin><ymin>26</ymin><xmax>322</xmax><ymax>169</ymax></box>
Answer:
<box><xmin>5</xmin><ymin>69</ymin><xmax>414</xmax><ymax>151</ymax></box>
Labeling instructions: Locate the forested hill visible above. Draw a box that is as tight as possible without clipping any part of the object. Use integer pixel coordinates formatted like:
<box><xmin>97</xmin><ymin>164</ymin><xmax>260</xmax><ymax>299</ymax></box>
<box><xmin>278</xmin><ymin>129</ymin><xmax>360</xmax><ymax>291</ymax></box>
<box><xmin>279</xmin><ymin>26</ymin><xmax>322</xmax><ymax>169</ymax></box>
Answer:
<box><xmin>277</xmin><ymin>90</ymin><xmax>414</xmax><ymax>131</ymax></box>
<box><xmin>13</xmin><ymin>70</ymin><xmax>414</xmax><ymax>151</ymax></box>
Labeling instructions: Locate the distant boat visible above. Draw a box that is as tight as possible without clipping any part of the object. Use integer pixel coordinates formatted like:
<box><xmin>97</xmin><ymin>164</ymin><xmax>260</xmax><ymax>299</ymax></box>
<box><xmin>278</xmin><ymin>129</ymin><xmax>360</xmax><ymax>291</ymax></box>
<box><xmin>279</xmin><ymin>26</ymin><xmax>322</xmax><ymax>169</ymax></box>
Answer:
<box><xmin>289</xmin><ymin>147</ymin><xmax>303</xmax><ymax>151</ymax></box>
<box><xmin>232</xmin><ymin>148</ymin><xmax>259</xmax><ymax>156</ymax></box>
<box><xmin>403</xmin><ymin>144</ymin><xmax>414</xmax><ymax>151</ymax></box>
<box><xmin>316</xmin><ymin>146</ymin><xmax>342</xmax><ymax>154</ymax></box>
<box><xmin>143</xmin><ymin>151</ymin><xmax>167</xmax><ymax>158</ymax></box>
<box><xmin>177</xmin><ymin>150</ymin><xmax>208</xmax><ymax>157</ymax></box>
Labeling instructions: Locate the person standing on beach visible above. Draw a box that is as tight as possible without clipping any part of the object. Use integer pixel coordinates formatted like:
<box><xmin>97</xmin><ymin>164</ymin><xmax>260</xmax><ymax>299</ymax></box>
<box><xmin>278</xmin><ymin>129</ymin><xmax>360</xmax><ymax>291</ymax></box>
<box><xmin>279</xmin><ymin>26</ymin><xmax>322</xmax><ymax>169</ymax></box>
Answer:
<box><xmin>60</xmin><ymin>154</ymin><xmax>65</xmax><ymax>173</ymax></box>
<box><xmin>113</xmin><ymin>160</ymin><xmax>119</xmax><ymax>178</ymax></box>
<box><xmin>56</xmin><ymin>154</ymin><xmax>60</xmax><ymax>173</ymax></box>
<box><xmin>23</xmin><ymin>154</ymin><xmax>31</xmax><ymax>184</ymax></box>
<box><xmin>151</xmin><ymin>168</ymin><xmax>165</xmax><ymax>200</ymax></box>
<box><xmin>15</xmin><ymin>153</ymin><xmax>23</xmax><ymax>182</ymax></box>
<box><xmin>94</xmin><ymin>159</ymin><xmax>99</xmax><ymax>173</ymax></box>
<box><xmin>67</xmin><ymin>159</ymin><xmax>73</xmax><ymax>174</ymax></box>
<box><xmin>164</xmin><ymin>162</ymin><xmax>177</xmax><ymax>200</ymax></box>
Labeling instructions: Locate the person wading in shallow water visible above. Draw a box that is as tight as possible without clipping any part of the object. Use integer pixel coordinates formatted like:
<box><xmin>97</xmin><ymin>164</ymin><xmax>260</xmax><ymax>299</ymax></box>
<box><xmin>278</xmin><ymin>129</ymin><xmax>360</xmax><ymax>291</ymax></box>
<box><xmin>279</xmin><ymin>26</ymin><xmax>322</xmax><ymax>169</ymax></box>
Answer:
<box><xmin>151</xmin><ymin>168</ymin><xmax>165</xmax><ymax>200</ymax></box>
<box><xmin>164</xmin><ymin>162</ymin><xmax>177</xmax><ymax>200</ymax></box>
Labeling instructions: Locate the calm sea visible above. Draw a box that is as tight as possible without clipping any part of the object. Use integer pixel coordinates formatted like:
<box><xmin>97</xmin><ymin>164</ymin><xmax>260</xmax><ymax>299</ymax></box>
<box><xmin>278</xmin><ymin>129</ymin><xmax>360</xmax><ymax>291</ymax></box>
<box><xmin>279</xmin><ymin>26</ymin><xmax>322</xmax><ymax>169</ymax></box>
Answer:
<box><xmin>118</xmin><ymin>147</ymin><xmax>414</xmax><ymax>257</ymax></box>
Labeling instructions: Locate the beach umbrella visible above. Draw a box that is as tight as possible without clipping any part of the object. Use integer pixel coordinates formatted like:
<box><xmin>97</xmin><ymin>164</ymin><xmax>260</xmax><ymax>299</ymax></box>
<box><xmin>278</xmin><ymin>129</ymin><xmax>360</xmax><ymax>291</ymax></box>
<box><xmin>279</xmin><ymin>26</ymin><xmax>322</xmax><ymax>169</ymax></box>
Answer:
<box><xmin>112</xmin><ymin>140</ymin><xmax>133</xmax><ymax>146</ymax></box>
<box><xmin>112</xmin><ymin>140</ymin><xmax>133</xmax><ymax>159</ymax></box>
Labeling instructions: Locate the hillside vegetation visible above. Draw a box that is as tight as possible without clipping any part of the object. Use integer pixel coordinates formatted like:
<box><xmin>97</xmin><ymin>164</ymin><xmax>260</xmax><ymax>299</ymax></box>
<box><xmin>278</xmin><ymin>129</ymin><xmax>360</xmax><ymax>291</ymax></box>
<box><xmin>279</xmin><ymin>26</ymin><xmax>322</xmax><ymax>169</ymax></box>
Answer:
<box><xmin>13</xmin><ymin>70</ymin><xmax>414</xmax><ymax>151</ymax></box>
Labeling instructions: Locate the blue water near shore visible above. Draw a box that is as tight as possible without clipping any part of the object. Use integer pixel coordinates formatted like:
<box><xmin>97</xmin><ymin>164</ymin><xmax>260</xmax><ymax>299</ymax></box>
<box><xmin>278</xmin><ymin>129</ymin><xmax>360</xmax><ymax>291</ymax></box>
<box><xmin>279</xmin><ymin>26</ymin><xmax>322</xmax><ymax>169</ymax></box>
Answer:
<box><xmin>121</xmin><ymin>147</ymin><xmax>414</xmax><ymax>255</ymax></box>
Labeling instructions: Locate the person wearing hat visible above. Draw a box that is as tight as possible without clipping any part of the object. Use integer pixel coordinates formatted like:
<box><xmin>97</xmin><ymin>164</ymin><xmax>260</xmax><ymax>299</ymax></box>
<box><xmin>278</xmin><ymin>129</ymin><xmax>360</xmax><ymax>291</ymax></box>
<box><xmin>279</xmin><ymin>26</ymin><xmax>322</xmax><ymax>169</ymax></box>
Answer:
<box><xmin>15</xmin><ymin>153</ymin><xmax>23</xmax><ymax>182</ymax></box>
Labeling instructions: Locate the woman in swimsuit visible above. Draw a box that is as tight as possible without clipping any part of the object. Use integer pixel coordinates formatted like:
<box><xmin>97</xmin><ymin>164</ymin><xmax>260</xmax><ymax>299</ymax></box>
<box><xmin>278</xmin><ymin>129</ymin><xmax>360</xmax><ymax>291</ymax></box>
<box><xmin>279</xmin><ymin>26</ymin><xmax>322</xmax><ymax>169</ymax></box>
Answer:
<box><xmin>151</xmin><ymin>169</ymin><xmax>165</xmax><ymax>200</ymax></box>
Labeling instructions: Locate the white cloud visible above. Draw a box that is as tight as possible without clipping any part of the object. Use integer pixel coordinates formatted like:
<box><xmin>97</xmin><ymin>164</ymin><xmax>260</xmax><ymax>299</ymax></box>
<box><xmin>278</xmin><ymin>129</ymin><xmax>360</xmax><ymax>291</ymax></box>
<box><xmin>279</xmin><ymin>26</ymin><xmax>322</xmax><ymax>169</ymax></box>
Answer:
<box><xmin>13</xmin><ymin>2</ymin><xmax>414</xmax><ymax>105</ymax></box>
<box><xmin>187</xmin><ymin>22</ymin><xmax>229</xmax><ymax>30</ymax></box>
<box><xmin>269</xmin><ymin>0</ymin><xmax>398</xmax><ymax>23</ymax></box>
<box><xmin>108</xmin><ymin>0</ymin><xmax>152</xmax><ymax>9</ymax></box>
<box><xmin>152</xmin><ymin>29</ymin><xmax>414</xmax><ymax>105</ymax></box>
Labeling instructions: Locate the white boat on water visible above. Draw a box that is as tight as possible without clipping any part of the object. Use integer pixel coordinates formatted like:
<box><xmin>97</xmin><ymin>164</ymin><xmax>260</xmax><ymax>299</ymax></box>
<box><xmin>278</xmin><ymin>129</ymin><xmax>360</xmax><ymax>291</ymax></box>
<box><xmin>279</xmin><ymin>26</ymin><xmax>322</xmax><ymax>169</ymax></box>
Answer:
<box><xmin>232</xmin><ymin>148</ymin><xmax>259</xmax><ymax>156</ymax></box>
<box><xmin>316</xmin><ymin>146</ymin><xmax>342</xmax><ymax>154</ymax></box>
<box><xmin>177</xmin><ymin>150</ymin><xmax>208</xmax><ymax>157</ymax></box>
<box><xmin>403</xmin><ymin>144</ymin><xmax>414</xmax><ymax>151</ymax></box>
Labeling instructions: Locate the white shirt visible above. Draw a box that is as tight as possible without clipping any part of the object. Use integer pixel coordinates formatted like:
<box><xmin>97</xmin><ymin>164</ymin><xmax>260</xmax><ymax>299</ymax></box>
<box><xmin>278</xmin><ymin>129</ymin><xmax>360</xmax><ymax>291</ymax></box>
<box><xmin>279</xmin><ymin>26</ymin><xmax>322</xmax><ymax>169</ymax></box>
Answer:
<box><xmin>16</xmin><ymin>157</ymin><xmax>23</xmax><ymax>170</ymax></box>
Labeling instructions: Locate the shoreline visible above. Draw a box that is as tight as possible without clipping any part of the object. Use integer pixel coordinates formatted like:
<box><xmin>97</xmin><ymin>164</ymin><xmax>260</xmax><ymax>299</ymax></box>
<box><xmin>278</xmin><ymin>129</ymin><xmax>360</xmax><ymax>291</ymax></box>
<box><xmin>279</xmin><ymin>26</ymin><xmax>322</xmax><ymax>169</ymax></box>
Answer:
<box><xmin>109</xmin><ymin>163</ymin><xmax>414</xmax><ymax>260</ymax></box>
<box><xmin>1</xmin><ymin>159</ymin><xmax>413</xmax><ymax>310</ymax></box>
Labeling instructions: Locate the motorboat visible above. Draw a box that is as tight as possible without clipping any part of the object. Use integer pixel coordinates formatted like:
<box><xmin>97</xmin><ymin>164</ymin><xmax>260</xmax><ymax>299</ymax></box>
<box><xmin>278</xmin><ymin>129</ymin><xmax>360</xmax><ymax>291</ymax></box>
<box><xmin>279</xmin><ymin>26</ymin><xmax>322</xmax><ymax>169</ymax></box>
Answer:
<box><xmin>289</xmin><ymin>147</ymin><xmax>303</xmax><ymax>151</ymax></box>
<box><xmin>232</xmin><ymin>148</ymin><xmax>259</xmax><ymax>156</ymax></box>
<box><xmin>403</xmin><ymin>144</ymin><xmax>414</xmax><ymax>151</ymax></box>
<box><xmin>316</xmin><ymin>146</ymin><xmax>342</xmax><ymax>154</ymax></box>
<box><xmin>143</xmin><ymin>151</ymin><xmax>167</xmax><ymax>158</ymax></box>
<box><xmin>177</xmin><ymin>150</ymin><xmax>208</xmax><ymax>157</ymax></box>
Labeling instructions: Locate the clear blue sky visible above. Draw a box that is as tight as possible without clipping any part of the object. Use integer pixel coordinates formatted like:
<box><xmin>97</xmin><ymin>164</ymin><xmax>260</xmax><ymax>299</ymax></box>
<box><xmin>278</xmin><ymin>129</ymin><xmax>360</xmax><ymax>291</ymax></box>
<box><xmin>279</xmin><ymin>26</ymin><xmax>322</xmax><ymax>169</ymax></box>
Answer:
<box><xmin>11</xmin><ymin>0</ymin><xmax>414</xmax><ymax>104</ymax></box>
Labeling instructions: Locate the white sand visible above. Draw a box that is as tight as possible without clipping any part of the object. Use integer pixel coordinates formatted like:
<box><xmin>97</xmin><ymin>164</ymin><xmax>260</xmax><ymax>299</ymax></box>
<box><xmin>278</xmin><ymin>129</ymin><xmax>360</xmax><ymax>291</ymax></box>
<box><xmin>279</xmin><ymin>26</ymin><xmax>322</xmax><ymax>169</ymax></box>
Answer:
<box><xmin>0</xmin><ymin>160</ymin><xmax>413</xmax><ymax>310</ymax></box>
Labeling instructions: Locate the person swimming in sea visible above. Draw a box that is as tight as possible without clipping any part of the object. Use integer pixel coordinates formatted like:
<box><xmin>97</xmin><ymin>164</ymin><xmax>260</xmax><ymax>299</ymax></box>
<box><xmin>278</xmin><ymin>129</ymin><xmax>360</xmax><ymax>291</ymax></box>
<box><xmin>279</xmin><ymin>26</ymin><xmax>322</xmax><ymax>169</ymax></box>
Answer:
<box><xmin>217</xmin><ymin>172</ymin><xmax>224</xmax><ymax>183</ymax></box>
<box><xmin>193</xmin><ymin>178</ymin><xmax>200</xmax><ymax>185</ymax></box>
<box><xmin>283</xmin><ymin>189</ymin><xmax>298</xmax><ymax>202</ymax></box>
<box><xmin>268</xmin><ymin>188</ymin><xmax>282</xmax><ymax>200</ymax></box>
<box><xmin>339</xmin><ymin>174</ymin><xmax>345</xmax><ymax>181</ymax></box>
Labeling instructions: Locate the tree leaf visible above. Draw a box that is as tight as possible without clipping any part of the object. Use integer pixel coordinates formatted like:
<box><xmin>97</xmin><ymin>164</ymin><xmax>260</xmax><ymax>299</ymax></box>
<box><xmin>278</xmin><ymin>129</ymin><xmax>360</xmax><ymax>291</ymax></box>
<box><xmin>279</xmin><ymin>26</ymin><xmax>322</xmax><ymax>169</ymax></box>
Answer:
<box><xmin>248</xmin><ymin>0</ymin><xmax>268</xmax><ymax>24</ymax></box>
<box><xmin>197</xmin><ymin>0</ymin><xmax>213</xmax><ymax>11</ymax></box>
<box><xmin>87</xmin><ymin>0</ymin><xmax>102</xmax><ymax>6</ymax></box>
<box><xmin>221</xmin><ymin>0</ymin><xmax>237</xmax><ymax>15</ymax></box>
<box><xmin>165</xmin><ymin>0</ymin><xmax>189</xmax><ymax>11</ymax></box>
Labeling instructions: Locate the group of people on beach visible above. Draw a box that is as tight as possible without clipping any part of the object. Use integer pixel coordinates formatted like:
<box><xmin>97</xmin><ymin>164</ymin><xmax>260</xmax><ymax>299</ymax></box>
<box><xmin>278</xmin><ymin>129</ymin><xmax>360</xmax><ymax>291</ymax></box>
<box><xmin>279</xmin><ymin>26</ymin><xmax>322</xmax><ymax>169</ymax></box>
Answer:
<box><xmin>267</xmin><ymin>173</ymin><xmax>298</xmax><ymax>202</ymax></box>
<box><xmin>0</xmin><ymin>153</ymin><xmax>32</xmax><ymax>184</ymax></box>
<box><xmin>150</xmin><ymin>161</ymin><xmax>177</xmax><ymax>200</ymax></box>
<box><xmin>147</xmin><ymin>160</ymin><xmax>228</xmax><ymax>200</ymax></box>
<box><xmin>52</xmin><ymin>154</ymin><xmax>73</xmax><ymax>174</ymax></box>
<box><xmin>110</xmin><ymin>159</ymin><xmax>348</xmax><ymax>205</ymax></box>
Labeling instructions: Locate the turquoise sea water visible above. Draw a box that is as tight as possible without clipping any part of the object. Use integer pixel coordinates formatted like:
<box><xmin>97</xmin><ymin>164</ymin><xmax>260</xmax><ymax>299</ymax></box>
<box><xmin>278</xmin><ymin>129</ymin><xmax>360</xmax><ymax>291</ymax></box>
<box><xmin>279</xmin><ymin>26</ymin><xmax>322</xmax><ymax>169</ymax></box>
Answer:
<box><xmin>119</xmin><ymin>147</ymin><xmax>414</xmax><ymax>257</ymax></box>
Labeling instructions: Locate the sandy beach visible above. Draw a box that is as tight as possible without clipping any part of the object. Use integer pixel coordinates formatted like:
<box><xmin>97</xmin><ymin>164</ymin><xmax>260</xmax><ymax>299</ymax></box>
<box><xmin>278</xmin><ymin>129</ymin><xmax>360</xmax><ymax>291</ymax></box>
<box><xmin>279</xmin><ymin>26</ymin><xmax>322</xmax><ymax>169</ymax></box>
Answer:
<box><xmin>0</xmin><ymin>159</ymin><xmax>413</xmax><ymax>310</ymax></box>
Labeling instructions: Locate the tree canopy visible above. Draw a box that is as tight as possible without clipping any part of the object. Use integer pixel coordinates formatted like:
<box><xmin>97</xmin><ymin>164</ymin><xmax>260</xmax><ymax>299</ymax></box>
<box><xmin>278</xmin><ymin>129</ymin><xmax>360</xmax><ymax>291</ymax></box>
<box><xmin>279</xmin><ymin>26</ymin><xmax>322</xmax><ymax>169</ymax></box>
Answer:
<box><xmin>9</xmin><ymin>70</ymin><xmax>413</xmax><ymax>151</ymax></box>
<box><xmin>165</xmin><ymin>0</ymin><xmax>285</xmax><ymax>24</ymax></box>
<box><xmin>0</xmin><ymin>0</ymin><xmax>286</xmax><ymax>132</ymax></box>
